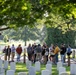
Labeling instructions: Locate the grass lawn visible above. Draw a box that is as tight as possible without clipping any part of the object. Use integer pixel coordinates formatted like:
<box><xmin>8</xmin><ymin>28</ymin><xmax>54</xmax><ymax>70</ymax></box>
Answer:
<box><xmin>10</xmin><ymin>62</ymin><xmax>70</xmax><ymax>75</ymax></box>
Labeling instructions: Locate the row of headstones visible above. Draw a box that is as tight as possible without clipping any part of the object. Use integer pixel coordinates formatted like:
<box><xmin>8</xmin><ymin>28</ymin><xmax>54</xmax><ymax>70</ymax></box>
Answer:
<box><xmin>3</xmin><ymin>60</ymin><xmax>73</xmax><ymax>75</ymax></box>
<box><xmin>17</xmin><ymin>71</ymin><xmax>68</xmax><ymax>75</ymax></box>
<box><xmin>57</xmin><ymin>62</ymin><xmax>68</xmax><ymax>75</ymax></box>
<box><xmin>57</xmin><ymin>62</ymin><xmax>76</xmax><ymax>75</ymax></box>
<box><xmin>1</xmin><ymin>59</ymin><xmax>76</xmax><ymax>75</ymax></box>
<box><xmin>0</xmin><ymin>59</ymin><xmax>52</xmax><ymax>75</ymax></box>
<box><xmin>26</xmin><ymin>60</ymin><xmax>76</xmax><ymax>75</ymax></box>
<box><xmin>26</xmin><ymin>60</ymin><xmax>67</xmax><ymax>75</ymax></box>
<box><xmin>26</xmin><ymin>59</ymin><xmax>52</xmax><ymax>75</ymax></box>
<box><xmin>0</xmin><ymin>59</ymin><xmax>16</xmax><ymax>75</ymax></box>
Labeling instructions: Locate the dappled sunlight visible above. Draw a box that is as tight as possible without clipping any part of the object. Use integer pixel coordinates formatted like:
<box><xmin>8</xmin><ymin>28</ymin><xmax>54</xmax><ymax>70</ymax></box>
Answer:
<box><xmin>52</xmin><ymin>65</ymin><xmax>58</xmax><ymax>75</ymax></box>
<box><xmin>36</xmin><ymin>71</ymin><xmax>41</xmax><ymax>75</ymax></box>
<box><xmin>5</xmin><ymin>61</ymin><xmax>72</xmax><ymax>75</ymax></box>
<box><xmin>7</xmin><ymin>62</ymin><xmax>71</xmax><ymax>75</ymax></box>
<box><xmin>0</xmin><ymin>1</ymin><xmax>76</xmax><ymax>75</ymax></box>
<box><xmin>67</xmin><ymin>71</ymin><xmax>70</xmax><ymax>74</ymax></box>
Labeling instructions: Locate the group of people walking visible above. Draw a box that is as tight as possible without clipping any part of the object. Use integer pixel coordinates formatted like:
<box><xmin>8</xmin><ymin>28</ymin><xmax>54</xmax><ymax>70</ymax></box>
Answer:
<box><xmin>27</xmin><ymin>43</ymin><xmax>49</xmax><ymax>63</ymax></box>
<box><xmin>3</xmin><ymin>44</ymin><xmax>22</xmax><ymax>62</ymax></box>
<box><xmin>27</xmin><ymin>43</ymin><xmax>72</xmax><ymax>64</ymax></box>
<box><xmin>2</xmin><ymin>42</ymin><xmax>72</xmax><ymax>64</ymax></box>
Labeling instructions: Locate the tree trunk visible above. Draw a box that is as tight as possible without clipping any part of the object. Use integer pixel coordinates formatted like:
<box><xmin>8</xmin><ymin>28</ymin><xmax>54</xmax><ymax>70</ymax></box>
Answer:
<box><xmin>23</xmin><ymin>48</ymin><xmax>26</xmax><ymax>63</ymax></box>
<box><xmin>68</xmin><ymin>56</ymin><xmax>70</xmax><ymax>66</ymax></box>
<box><xmin>23</xmin><ymin>41</ymin><xmax>27</xmax><ymax>63</ymax></box>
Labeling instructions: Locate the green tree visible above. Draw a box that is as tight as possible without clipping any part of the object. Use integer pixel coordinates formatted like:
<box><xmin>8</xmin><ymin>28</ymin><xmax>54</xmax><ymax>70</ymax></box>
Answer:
<box><xmin>2</xmin><ymin>25</ymin><xmax>47</xmax><ymax>44</ymax></box>
<box><xmin>3</xmin><ymin>35</ymin><xmax>8</xmax><ymax>42</ymax></box>
<box><xmin>46</xmin><ymin>27</ymin><xmax>76</xmax><ymax>47</ymax></box>
<box><xmin>0</xmin><ymin>0</ymin><xmax>76</xmax><ymax>47</ymax></box>
<box><xmin>0</xmin><ymin>0</ymin><xmax>76</xmax><ymax>31</ymax></box>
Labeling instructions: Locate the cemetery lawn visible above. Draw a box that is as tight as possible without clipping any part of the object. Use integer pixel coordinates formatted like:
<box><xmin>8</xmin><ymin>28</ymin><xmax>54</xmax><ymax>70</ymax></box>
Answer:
<box><xmin>13</xmin><ymin>62</ymin><xmax>70</xmax><ymax>75</ymax></box>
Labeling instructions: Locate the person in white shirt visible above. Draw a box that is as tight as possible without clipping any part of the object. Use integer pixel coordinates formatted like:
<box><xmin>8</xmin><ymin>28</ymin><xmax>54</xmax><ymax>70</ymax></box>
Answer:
<box><xmin>11</xmin><ymin>44</ymin><xmax>15</xmax><ymax>61</ymax></box>
<box><xmin>49</xmin><ymin>44</ymin><xmax>55</xmax><ymax>63</ymax></box>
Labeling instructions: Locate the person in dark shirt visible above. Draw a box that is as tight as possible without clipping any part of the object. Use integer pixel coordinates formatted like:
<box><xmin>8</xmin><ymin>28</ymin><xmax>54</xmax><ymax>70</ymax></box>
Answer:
<box><xmin>5</xmin><ymin>45</ymin><xmax>11</xmax><ymax>61</ymax></box>
<box><xmin>42</xmin><ymin>43</ymin><xmax>46</xmax><ymax>56</ymax></box>
<box><xmin>33</xmin><ymin>43</ymin><xmax>37</xmax><ymax>63</ymax></box>
<box><xmin>27</xmin><ymin>44</ymin><xmax>32</xmax><ymax>61</ymax></box>
<box><xmin>60</xmin><ymin>44</ymin><xmax>66</xmax><ymax>63</ymax></box>
<box><xmin>3</xmin><ymin>46</ymin><xmax>7</xmax><ymax>60</ymax></box>
<box><xmin>45</xmin><ymin>45</ymin><xmax>49</xmax><ymax>63</ymax></box>
<box><xmin>36</xmin><ymin>44</ymin><xmax>42</xmax><ymax>61</ymax></box>
<box><xmin>41</xmin><ymin>43</ymin><xmax>47</xmax><ymax>63</ymax></box>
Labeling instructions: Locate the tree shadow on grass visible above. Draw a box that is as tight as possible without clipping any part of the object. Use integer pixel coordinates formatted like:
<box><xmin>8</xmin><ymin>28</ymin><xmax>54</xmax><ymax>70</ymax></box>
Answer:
<box><xmin>52</xmin><ymin>65</ymin><xmax>58</xmax><ymax>75</ymax></box>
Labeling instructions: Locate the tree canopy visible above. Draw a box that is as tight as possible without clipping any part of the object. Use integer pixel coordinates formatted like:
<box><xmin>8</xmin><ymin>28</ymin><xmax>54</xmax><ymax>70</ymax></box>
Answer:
<box><xmin>2</xmin><ymin>25</ymin><xmax>47</xmax><ymax>44</ymax></box>
<box><xmin>0</xmin><ymin>0</ymin><xmax>76</xmax><ymax>30</ymax></box>
<box><xmin>0</xmin><ymin>0</ymin><xmax>76</xmax><ymax>47</ymax></box>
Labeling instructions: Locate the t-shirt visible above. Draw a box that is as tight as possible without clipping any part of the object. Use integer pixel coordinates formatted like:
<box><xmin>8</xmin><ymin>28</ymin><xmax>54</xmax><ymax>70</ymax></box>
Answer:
<box><xmin>67</xmin><ymin>47</ymin><xmax>71</xmax><ymax>53</ymax></box>
<box><xmin>54</xmin><ymin>46</ymin><xmax>60</xmax><ymax>54</ymax></box>
<box><xmin>11</xmin><ymin>46</ymin><xmax>15</xmax><ymax>52</ymax></box>
<box><xmin>49</xmin><ymin>46</ymin><xmax>53</xmax><ymax>53</ymax></box>
<box><xmin>60</xmin><ymin>47</ymin><xmax>66</xmax><ymax>55</ymax></box>
<box><xmin>16</xmin><ymin>47</ymin><xmax>22</xmax><ymax>54</ymax></box>
<box><xmin>36</xmin><ymin>46</ymin><xmax>42</xmax><ymax>53</ymax></box>
<box><xmin>27</xmin><ymin>46</ymin><xmax>32</xmax><ymax>54</ymax></box>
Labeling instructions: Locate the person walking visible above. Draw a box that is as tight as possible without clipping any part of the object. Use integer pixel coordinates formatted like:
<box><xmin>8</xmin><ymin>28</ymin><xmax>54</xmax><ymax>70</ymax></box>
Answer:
<box><xmin>11</xmin><ymin>44</ymin><xmax>15</xmax><ymax>61</ymax></box>
<box><xmin>33</xmin><ymin>43</ymin><xmax>37</xmax><ymax>63</ymax></box>
<box><xmin>49</xmin><ymin>44</ymin><xmax>55</xmax><ymax>64</ymax></box>
<box><xmin>54</xmin><ymin>44</ymin><xmax>60</xmax><ymax>64</ymax></box>
<box><xmin>45</xmin><ymin>45</ymin><xmax>49</xmax><ymax>64</ymax></box>
<box><xmin>3</xmin><ymin>46</ymin><xmax>7</xmax><ymax>60</ymax></box>
<box><xmin>36</xmin><ymin>44</ymin><xmax>42</xmax><ymax>61</ymax></box>
<box><xmin>5</xmin><ymin>45</ymin><xmax>11</xmax><ymax>61</ymax></box>
<box><xmin>60</xmin><ymin>44</ymin><xmax>66</xmax><ymax>63</ymax></box>
<box><xmin>67</xmin><ymin>45</ymin><xmax>72</xmax><ymax>66</ymax></box>
<box><xmin>42</xmin><ymin>43</ymin><xmax>46</xmax><ymax>63</ymax></box>
<box><xmin>16</xmin><ymin>44</ymin><xmax>22</xmax><ymax>62</ymax></box>
<box><xmin>27</xmin><ymin>44</ymin><xmax>32</xmax><ymax>61</ymax></box>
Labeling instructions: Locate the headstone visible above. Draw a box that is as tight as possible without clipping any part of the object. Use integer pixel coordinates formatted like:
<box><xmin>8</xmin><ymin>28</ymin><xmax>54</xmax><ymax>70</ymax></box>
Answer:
<box><xmin>63</xmin><ymin>63</ymin><xmax>68</xmax><ymax>66</ymax></box>
<box><xmin>26</xmin><ymin>60</ymin><xmax>32</xmax><ymax>69</ymax></box>
<box><xmin>28</xmin><ymin>66</ymin><xmax>36</xmax><ymax>75</ymax></box>
<box><xmin>18</xmin><ymin>72</ymin><xmax>27</xmax><ymax>75</ymax></box>
<box><xmin>0</xmin><ymin>73</ymin><xmax>4</xmax><ymax>75</ymax></box>
<box><xmin>10</xmin><ymin>62</ymin><xmax>16</xmax><ymax>71</ymax></box>
<box><xmin>26</xmin><ymin>59</ymin><xmax>28</xmax><ymax>65</ymax></box>
<box><xmin>6</xmin><ymin>70</ymin><xmax>15</xmax><ymax>75</ymax></box>
<box><xmin>3</xmin><ymin>60</ymin><xmax>8</xmax><ymax>69</ymax></box>
<box><xmin>0</xmin><ymin>60</ymin><xmax>4</xmax><ymax>74</ymax></box>
<box><xmin>35</xmin><ymin>61</ymin><xmax>40</xmax><ymax>71</ymax></box>
<box><xmin>46</xmin><ymin>64</ymin><xmax>52</xmax><ymax>75</ymax></box>
<box><xmin>57</xmin><ymin>62</ymin><xmax>62</xmax><ymax>71</ymax></box>
<box><xmin>59</xmin><ymin>67</ymin><xmax>66</xmax><ymax>75</ymax></box>
<box><xmin>60</xmin><ymin>72</ymin><xmax>69</xmax><ymax>75</ymax></box>
<box><xmin>0</xmin><ymin>68</ymin><xmax>4</xmax><ymax>74</ymax></box>
<box><xmin>47</xmin><ymin>59</ymin><xmax>52</xmax><ymax>64</ymax></box>
<box><xmin>0</xmin><ymin>59</ymin><xmax>3</xmax><ymax>68</ymax></box>
<box><xmin>72</xmin><ymin>50</ymin><xmax>75</xmax><ymax>58</ymax></box>
<box><xmin>41</xmin><ymin>69</ymin><xmax>50</xmax><ymax>75</ymax></box>
<box><xmin>70</xmin><ymin>63</ymin><xmax>76</xmax><ymax>75</ymax></box>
